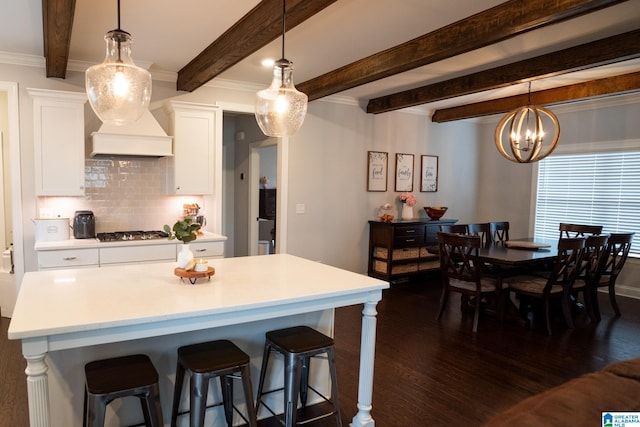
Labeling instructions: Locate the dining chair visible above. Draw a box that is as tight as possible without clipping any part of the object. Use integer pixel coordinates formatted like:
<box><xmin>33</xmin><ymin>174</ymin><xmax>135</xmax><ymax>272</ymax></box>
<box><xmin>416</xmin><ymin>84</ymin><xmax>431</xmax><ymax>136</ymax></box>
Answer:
<box><xmin>587</xmin><ymin>233</ymin><xmax>635</xmax><ymax>321</ymax></box>
<box><xmin>508</xmin><ymin>237</ymin><xmax>586</xmax><ymax>335</ymax></box>
<box><xmin>439</xmin><ymin>224</ymin><xmax>468</xmax><ymax>234</ymax></box>
<box><xmin>489</xmin><ymin>221</ymin><xmax>510</xmax><ymax>245</ymax></box>
<box><xmin>577</xmin><ymin>235</ymin><xmax>609</xmax><ymax>323</ymax></box>
<box><xmin>467</xmin><ymin>223</ymin><xmax>491</xmax><ymax>247</ymax></box>
<box><xmin>436</xmin><ymin>232</ymin><xmax>503</xmax><ymax>333</ymax></box>
<box><xmin>559</xmin><ymin>223</ymin><xmax>603</xmax><ymax>238</ymax></box>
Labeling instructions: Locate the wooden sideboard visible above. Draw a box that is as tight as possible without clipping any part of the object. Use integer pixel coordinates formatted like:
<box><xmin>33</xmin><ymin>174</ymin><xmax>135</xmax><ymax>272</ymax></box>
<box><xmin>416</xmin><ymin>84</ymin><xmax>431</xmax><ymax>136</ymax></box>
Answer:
<box><xmin>367</xmin><ymin>219</ymin><xmax>457</xmax><ymax>282</ymax></box>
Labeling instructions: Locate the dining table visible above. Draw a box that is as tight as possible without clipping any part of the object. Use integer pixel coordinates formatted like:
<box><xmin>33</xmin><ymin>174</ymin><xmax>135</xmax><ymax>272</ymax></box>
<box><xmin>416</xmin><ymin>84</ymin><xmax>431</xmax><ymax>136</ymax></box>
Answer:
<box><xmin>478</xmin><ymin>238</ymin><xmax>559</xmax><ymax>268</ymax></box>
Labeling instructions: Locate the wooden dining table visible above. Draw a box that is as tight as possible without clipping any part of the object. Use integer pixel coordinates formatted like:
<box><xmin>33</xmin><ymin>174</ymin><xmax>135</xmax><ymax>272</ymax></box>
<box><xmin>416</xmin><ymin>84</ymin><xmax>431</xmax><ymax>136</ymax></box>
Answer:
<box><xmin>478</xmin><ymin>238</ymin><xmax>559</xmax><ymax>268</ymax></box>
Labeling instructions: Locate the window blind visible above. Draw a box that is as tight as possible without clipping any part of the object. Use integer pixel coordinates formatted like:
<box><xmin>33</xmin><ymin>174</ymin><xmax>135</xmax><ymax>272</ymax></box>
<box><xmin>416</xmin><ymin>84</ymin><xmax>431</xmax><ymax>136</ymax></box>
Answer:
<box><xmin>534</xmin><ymin>151</ymin><xmax>639</xmax><ymax>256</ymax></box>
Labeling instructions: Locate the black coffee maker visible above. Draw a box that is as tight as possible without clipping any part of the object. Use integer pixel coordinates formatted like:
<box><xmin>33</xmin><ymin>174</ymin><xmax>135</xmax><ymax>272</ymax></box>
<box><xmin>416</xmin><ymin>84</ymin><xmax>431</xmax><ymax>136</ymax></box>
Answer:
<box><xmin>73</xmin><ymin>210</ymin><xmax>95</xmax><ymax>239</ymax></box>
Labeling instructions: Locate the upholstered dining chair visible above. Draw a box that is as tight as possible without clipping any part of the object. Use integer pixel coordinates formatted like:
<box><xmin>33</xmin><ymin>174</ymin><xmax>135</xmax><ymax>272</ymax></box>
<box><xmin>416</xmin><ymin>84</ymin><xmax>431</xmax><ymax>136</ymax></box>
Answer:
<box><xmin>489</xmin><ymin>221</ymin><xmax>510</xmax><ymax>245</ymax></box>
<box><xmin>577</xmin><ymin>235</ymin><xmax>609</xmax><ymax>322</ymax></box>
<box><xmin>508</xmin><ymin>238</ymin><xmax>587</xmax><ymax>335</ymax></box>
<box><xmin>437</xmin><ymin>232</ymin><xmax>503</xmax><ymax>333</ymax></box>
<box><xmin>468</xmin><ymin>223</ymin><xmax>491</xmax><ymax>247</ymax></box>
<box><xmin>439</xmin><ymin>224</ymin><xmax>468</xmax><ymax>234</ymax></box>
<box><xmin>559</xmin><ymin>223</ymin><xmax>603</xmax><ymax>238</ymax></box>
<box><xmin>587</xmin><ymin>233</ymin><xmax>635</xmax><ymax>321</ymax></box>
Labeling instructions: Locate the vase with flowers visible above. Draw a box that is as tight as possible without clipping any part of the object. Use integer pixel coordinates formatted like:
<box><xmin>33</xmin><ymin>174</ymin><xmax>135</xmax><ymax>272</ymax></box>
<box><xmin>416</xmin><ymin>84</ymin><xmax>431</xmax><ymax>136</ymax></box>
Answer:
<box><xmin>164</xmin><ymin>217</ymin><xmax>201</xmax><ymax>268</ymax></box>
<box><xmin>398</xmin><ymin>192</ymin><xmax>417</xmax><ymax>220</ymax></box>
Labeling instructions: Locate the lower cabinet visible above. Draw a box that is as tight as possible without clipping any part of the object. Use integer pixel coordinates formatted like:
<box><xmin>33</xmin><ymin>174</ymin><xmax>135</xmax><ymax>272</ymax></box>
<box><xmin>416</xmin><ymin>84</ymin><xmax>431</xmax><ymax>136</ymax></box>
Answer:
<box><xmin>100</xmin><ymin>244</ymin><xmax>177</xmax><ymax>266</ymax></box>
<box><xmin>368</xmin><ymin>219</ymin><xmax>457</xmax><ymax>282</ymax></box>
<box><xmin>37</xmin><ymin>248</ymin><xmax>99</xmax><ymax>270</ymax></box>
<box><xmin>36</xmin><ymin>240</ymin><xmax>226</xmax><ymax>270</ymax></box>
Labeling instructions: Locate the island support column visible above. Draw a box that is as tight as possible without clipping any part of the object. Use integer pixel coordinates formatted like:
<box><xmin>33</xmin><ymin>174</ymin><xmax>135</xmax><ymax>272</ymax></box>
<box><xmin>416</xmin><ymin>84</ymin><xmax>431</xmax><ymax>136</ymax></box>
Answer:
<box><xmin>351</xmin><ymin>300</ymin><xmax>380</xmax><ymax>427</ymax></box>
<box><xmin>23</xmin><ymin>338</ymin><xmax>51</xmax><ymax>427</ymax></box>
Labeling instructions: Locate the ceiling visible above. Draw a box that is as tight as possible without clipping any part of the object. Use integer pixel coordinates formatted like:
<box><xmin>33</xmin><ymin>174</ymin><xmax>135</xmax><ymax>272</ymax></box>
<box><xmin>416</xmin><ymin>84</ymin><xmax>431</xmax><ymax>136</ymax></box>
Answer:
<box><xmin>1</xmin><ymin>0</ymin><xmax>640</xmax><ymax>118</ymax></box>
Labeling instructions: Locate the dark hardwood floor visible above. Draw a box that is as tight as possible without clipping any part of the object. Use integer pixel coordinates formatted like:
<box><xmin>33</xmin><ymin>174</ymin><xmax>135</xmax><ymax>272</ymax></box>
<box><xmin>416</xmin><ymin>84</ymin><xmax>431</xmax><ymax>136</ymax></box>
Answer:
<box><xmin>2</xmin><ymin>273</ymin><xmax>640</xmax><ymax>426</ymax></box>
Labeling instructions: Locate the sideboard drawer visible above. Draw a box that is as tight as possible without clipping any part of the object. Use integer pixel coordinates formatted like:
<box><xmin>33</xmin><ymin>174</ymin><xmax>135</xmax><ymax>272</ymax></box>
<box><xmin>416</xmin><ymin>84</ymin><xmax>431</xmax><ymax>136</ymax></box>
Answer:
<box><xmin>394</xmin><ymin>225</ymin><xmax>424</xmax><ymax>238</ymax></box>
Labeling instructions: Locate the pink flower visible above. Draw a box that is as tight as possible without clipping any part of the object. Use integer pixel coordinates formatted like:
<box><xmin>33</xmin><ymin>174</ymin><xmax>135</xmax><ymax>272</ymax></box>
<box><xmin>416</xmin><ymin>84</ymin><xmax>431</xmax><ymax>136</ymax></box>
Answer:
<box><xmin>399</xmin><ymin>192</ymin><xmax>417</xmax><ymax>207</ymax></box>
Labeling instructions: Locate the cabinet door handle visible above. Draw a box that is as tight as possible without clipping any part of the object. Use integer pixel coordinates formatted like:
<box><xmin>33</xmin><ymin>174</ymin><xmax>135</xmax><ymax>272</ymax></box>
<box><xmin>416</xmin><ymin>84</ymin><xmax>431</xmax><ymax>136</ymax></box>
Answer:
<box><xmin>195</xmin><ymin>248</ymin><xmax>207</xmax><ymax>252</ymax></box>
<box><xmin>405</xmin><ymin>239</ymin><xmax>415</xmax><ymax>243</ymax></box>
<box><xmin>62</xmin><ymin>257</ymin><xmax>77</xmax><ymax>261</ymax></box>
<box><xmin>405</xmin><ymin>229</ymin><xmax>416</xmax><ymax>233</ymax></box>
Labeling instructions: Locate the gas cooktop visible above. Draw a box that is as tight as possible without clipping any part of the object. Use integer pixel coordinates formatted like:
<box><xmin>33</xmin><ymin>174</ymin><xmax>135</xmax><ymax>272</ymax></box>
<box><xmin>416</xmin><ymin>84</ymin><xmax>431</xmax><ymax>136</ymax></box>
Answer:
<box><xmin>96</xmin><ymin>230</ymin><xmax>169</xmax><ymax>242</ymax></box>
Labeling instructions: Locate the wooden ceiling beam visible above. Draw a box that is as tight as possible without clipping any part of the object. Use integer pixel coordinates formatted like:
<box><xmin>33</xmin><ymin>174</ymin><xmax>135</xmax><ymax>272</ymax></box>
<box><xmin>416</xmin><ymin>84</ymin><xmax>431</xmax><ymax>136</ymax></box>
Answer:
<box><xmin>297</xmin><ymin>0</ymin><xmax>629</xmax><ymax>101</ymax></box>
<box><xmin>177</xmin><ymin>0</ymin><xmax>337</xmax><ymax>92</ymax></box>
<box><xmin>367</xmin><ymin>29</ymin><xmax>640</xmax><ymax>114</ymax></box>
<box><xmin>431</xmin><ymin>71</ymin><xmax>640</xmax><ymax>123</ymax></box>
<box><xmin>42</xmin><ymin>0</ymin><xmax>76</xmax><ymax>78</ymax></box>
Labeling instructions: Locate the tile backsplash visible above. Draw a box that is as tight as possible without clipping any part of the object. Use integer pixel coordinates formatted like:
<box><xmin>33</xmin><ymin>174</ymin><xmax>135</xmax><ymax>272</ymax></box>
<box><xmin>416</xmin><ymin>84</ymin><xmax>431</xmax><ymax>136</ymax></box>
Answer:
<box><xmin>37</xmin><ymin>157</ymin><xmax>204</xmax><ymax>233</ymax></box>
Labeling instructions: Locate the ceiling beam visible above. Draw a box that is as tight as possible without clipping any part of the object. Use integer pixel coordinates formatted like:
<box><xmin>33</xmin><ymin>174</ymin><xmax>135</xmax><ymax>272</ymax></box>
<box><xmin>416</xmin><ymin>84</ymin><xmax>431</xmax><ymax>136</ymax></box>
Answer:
<box><xmin>297</xmin><ymin>0</ymin><xmax>629</xmax><ymax>101</ymax></box>
<box><xmin>177</xmin><ymin>0</ymin><xmax>337</xmax><ymax>92</ymax></box>
<box><xmin>431</xmin><ymin>71</ymin><xmax>640</xmax><ymax>122</ymax></box>
<box><xmin>42</xmin><ymin>0</ymin><xmax>76</xmax><ymax>78</ymax></box>
<box><xmin>367</xmin><ymin>29</ymin><xmax>640</xmax><ymax>114</ymax></box>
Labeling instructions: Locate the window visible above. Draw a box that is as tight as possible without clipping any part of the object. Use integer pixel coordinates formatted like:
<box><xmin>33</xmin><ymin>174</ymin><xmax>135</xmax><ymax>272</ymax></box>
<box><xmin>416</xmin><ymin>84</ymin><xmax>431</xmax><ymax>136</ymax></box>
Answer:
<box><xmin>534</xmin><ymin>150</ymin><xmax>640</xmax><ymax>256</ymax></box>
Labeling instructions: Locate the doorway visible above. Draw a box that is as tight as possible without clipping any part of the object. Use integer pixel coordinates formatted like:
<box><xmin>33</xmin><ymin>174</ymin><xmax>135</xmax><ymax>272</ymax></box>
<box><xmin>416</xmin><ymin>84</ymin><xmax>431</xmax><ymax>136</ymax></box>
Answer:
<box><xmin>0</xmin><ymin>81</ymin><xmax>24</xmax><ymax>317</ymax></box>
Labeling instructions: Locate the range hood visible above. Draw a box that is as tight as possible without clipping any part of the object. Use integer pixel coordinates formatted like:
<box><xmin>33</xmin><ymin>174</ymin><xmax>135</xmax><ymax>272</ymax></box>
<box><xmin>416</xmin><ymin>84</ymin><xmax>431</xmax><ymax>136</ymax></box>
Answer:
<box><xmin>90</xmin><ymin>110</ymin><xmax>173</xmax><ymax>157</ymax></box>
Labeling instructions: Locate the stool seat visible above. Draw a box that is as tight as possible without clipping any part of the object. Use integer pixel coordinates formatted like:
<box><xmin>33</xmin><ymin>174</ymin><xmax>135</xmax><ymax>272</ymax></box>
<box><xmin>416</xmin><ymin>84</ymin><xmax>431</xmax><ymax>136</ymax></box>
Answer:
<box><xmin>178</xmin><ymin>340</ymin><xmax>250</xmax><ymax>373</ymax></box>
<box><xmin>266</xmin><ymin>326</ymin><xmax>334</xmax><ymax>353</ymax></box>
<box><xmin>83</xmin><ymin>354</ymin><xmax>163</xmax><ymax>427</ymax></box>
<box><xmin>171</xmin><ymin>339</ymin><xmax>257</xmax><ymax>427</ymax></box>
<box><xmin>85</xmin><ymin>354</ymin><xmax>159</xmax><ymax>394</ymax></box>
<box><xmin>256</xmin><ymin>326</ymin><xmax>342</xmax><ymax>427</ymax></box>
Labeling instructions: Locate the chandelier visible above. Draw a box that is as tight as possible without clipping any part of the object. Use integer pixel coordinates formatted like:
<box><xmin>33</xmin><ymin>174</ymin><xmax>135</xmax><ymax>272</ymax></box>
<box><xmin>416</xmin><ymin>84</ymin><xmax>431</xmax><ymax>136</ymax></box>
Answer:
<box><xmin>494</xmin><ymin>83</ymin><xmax>560</xmax><ymax>163</ymax></box>
<box><xmin>85</xmin><ymin>0</ymin><xmax>152</xmax><ymax>126</ymax></box>
<box><xmin>255</xmin><ymin>0</ymin><xmax>308</xmax><ymax>137</ymax></box>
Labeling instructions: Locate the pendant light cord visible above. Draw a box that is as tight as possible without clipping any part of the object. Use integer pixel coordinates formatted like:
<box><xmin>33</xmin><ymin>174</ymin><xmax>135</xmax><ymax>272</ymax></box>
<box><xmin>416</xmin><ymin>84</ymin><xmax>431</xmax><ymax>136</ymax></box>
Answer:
<box><xmin>281</xmin><ymin>0</ymin><xmax>286</xmax><ymax>59</ymax></box>
<box><xmin>116</xmin><ymin>0</ymin><xmax>121</xmax><ymax>30</ymax></box>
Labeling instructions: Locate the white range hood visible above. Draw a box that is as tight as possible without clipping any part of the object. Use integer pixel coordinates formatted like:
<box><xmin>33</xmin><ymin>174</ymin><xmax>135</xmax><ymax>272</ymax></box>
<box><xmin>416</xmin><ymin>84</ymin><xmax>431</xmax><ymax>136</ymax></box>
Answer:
<box><xmin>90</xmin><ymin>110</ymin><xmax>173</xmax><ymax>157</ymax></box>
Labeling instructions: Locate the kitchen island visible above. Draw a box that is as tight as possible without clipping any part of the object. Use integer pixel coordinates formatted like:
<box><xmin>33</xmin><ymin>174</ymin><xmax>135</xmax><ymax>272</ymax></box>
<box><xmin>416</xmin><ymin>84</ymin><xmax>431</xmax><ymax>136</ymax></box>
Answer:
<box><xmin>8</xmin><ymin>254</ymin><xmax>389</xmax><ymax>427</ymax></box>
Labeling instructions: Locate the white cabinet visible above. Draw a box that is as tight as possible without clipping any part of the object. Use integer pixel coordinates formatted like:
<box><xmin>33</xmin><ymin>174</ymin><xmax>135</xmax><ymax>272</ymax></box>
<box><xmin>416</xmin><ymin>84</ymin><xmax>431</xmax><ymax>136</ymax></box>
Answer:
<box><xmin>100</xmin><ymin>244</ymin><xmax>177</xmax><ymax>265</ymax></box>
<box><xmin>37</xmin><ymin>248</ymin><xmax>99</xmax><ymax>270</ymax></box>
<box><xmin>189</xmin><ymin>241</ymin><xmax>225</xmax><ymax>260</ymax></box>
<box><xmin>165</xmin><ymin>101</ymin><xmax>221</xmax><ymax>195</ymax></box>
<box><xmin>28</xmin><ymin>88</ymin><xmax>87</xmax><ymax>196</ymax></box>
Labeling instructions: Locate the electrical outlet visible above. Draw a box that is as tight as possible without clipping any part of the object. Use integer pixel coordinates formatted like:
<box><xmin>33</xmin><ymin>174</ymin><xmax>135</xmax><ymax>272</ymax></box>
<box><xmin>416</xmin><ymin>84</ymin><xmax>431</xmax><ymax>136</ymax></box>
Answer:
<box><xmin>296</xmin><ymin>204</ymin><xmax>305</xmax><ymax>214</ymax></box>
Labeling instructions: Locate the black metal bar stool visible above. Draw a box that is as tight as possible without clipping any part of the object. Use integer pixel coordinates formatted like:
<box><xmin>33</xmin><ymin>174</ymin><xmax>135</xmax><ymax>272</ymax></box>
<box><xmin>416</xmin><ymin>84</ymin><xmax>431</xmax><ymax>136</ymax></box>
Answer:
<box><xmin>255</xmin><ymin>326</ymin><xmax>342</xmax><ymax>427</ymax></box>
<box><xmin>170</xmin><ymin>339</ymin><xmax>258</xmax><ymax>427</ymax></box>
<box><xmin>83</xmin><ymin>354</ymin><xmax>164</xmax><ymax>427</ymax></box>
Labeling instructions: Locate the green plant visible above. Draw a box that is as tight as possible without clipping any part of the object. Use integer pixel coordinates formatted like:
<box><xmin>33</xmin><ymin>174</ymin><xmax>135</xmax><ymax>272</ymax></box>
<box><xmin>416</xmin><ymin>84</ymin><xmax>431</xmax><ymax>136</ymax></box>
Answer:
<box><xmin>163</xmin><ymin>217</ymin><xmax>201</xmax><ymax>243</ymax></box>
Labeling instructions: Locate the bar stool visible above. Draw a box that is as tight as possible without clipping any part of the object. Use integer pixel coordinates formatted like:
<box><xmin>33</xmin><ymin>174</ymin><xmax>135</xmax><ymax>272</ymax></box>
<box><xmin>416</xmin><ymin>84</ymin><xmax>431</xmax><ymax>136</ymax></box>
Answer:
<box><xmin>170</xmin><ymin>339</ymin><xmax>258</xmax><ymax>427</ymax></box>
<box><xmin>83</xmin><ymin>354</ymin><xmax>164</xmax><ymax>427</ymax></box>
<box><xmin>255</xmin><ymin>326</ymin><xmax>342</xmax><ymax>427</ymax></box>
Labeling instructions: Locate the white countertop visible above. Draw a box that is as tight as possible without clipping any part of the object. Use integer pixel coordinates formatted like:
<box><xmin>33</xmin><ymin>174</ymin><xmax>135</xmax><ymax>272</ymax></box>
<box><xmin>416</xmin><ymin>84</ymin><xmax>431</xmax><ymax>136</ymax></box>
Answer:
<box><xmin>8</xmin><ymin>254</ymin><xmax>389</xmax><ymax>342</ymax></box>
<box><xmin>34</xmin><ymin>230</ymin><xmax>227</xmax><ymax>251</ymax></box>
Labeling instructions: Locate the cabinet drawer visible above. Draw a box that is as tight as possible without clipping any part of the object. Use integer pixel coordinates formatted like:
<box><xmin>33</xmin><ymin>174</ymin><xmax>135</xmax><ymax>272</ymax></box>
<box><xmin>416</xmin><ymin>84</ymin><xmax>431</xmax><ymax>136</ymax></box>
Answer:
<box><xmin>38</xmin><ymin>248</ymin><xmax>99</xmax><ymax>269</ymax></box>
<box><xmin>190</xmin><ymin>241</ymin><xmax>225</xmax><ymax>259</ymax></box>
<box><xmin>394</xmin><ymin>225</ymin><xmax>424</xmax><ymax>237</ymax></box>
<box><xmin>100</xmin><ymin>245</ymin><xmax>176</xmax><ymax>265</ymax></box>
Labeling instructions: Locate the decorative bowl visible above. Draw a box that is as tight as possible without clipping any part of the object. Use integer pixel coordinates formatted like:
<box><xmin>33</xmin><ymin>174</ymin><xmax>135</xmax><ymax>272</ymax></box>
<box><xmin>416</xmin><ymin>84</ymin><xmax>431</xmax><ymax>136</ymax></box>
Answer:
<box><xmin>424</xmin><ymin>206</ymin><xmax>448</xmax><ymax>220</ymax></box>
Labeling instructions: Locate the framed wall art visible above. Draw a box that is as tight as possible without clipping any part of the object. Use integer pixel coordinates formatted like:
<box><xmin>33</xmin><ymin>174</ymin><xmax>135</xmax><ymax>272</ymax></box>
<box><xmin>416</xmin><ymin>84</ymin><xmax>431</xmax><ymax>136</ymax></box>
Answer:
<box><xmin>394</xmin><ymin>153</ymin><xmax>414</xmax><ymax>192</ymax></box>
<box><xmin>420</xmin><ymin>155</ymin><xmax>438</xmax><ymax>192</ymax></box>
<box><xmin>367</xmin><ymin>151</ymin><xmax>388</xmax><ymax>192</ymax></box>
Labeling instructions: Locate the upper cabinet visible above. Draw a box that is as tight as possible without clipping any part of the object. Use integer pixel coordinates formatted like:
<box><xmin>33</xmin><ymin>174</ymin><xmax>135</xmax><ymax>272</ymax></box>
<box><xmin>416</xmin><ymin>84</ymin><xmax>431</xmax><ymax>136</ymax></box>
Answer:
<box><xmin>29</xmin><ymin>88</ymin><xmax>87</xmax><ymax>196</ymax></box>
<box><xmin>165</xmin><ymin>101</ymin><xmax>221</xmax><ymax>195</ymax></box>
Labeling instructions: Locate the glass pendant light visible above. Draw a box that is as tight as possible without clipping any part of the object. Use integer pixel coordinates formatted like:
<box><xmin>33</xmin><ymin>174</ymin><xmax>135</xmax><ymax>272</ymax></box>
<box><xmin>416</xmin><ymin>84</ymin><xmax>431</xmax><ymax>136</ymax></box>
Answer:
<box><xmin>255</xmin><ymin>0</ymin><xmax>308</xmax><ymax>137</ymax></box>
<box><xmin>86</xmin><ymin>0</ymin><xmax>151</xmax><ymax>126</ymax></box>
